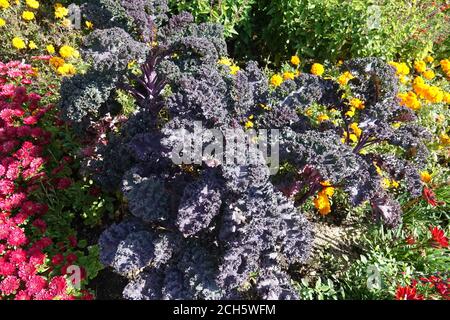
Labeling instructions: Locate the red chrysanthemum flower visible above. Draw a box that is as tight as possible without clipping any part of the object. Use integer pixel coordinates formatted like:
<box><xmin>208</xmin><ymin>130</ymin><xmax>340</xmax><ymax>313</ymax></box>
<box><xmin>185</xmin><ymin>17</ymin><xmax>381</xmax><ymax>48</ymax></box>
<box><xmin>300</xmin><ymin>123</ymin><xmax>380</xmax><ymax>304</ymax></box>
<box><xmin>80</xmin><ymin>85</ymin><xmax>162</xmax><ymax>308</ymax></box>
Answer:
<box><xmin>7</xmin><ymin>227</ymin><xmax>27</xmax><ymax>247</ymax></box>
<box><xmin>0</xmin><ymin>275</ymin><xmax>20</xmax><ymax>295</ymax></box>
<box><xmin>8</xmin><ymin>248</ymin><xmax>27</xmax><ymax>265</ymax></box>
<box><xmin>48</xmin><ymin>276</ymin><xmax>67</xmax><ymax>296</ymax></box>
<box><xmin>422</xmin><ymin>187</ymin><xmax>444</xmax><ymax>207</ymax></box>
<box><xmin>405</xmin><ymin>235</ymin><xmax>416</xmax><ymax>245</ymax></box>
<box><xmin>26</xmin><ymin>275</ymin><xmax>47</xmax><ymax>295</ymax></box>
<box><xmin>14</xmin><ymin>290</ymin><xmax>31</xmax><ymax>300</ymax></box>
<box><xmin>430</xmin><ymin>226</ymin><xmax>449</xmax><ymax>248</ymax></box>
<box><xmin>395</xmin><ymin>285</ymin><xmax>424</xmax><ymax>300</ymax></box>
<box><xmin>51</xmin><ymin>253</ymin><xmax>64</xmax><ymax>266</ymax></box>
<box><xmin>17</xmin><ymin>262</ymin><xmax>36</xmax><ymax>280</ymax></box>
<box><xmin>0</xmin><ymin>259</ymin><xmax>16</xmax><ymax>276</ymax></box>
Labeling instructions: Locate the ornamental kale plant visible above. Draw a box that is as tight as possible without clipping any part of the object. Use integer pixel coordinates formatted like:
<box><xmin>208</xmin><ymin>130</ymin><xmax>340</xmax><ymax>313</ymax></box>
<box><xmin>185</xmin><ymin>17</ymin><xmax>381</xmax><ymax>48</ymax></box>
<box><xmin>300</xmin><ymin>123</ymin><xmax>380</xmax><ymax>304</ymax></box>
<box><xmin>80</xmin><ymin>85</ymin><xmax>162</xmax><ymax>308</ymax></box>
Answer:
<box><xmin>60</xmin><ymin>1</ymin><xmax>431</xmax><ymax>300</ymax></box>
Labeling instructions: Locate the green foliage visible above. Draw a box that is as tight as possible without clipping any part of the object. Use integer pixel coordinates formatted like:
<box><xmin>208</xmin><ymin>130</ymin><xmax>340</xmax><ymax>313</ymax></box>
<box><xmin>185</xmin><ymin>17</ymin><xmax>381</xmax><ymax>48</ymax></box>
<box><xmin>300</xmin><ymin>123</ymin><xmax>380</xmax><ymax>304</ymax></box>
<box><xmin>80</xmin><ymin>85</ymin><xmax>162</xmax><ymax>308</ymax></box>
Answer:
<box><xmin>230</xmin><ymin>0</ymin><xmax>450</xmax><ymax>64</ymax></box>
<box><xmin>296</xmin><ymin>184</ymin><xmax>449</xmax><ymax>300</ymax></box>
<box><xmin>169</xmin><ymin>0</ymin><xmax>256</xmax><ymax>37</ymax></box>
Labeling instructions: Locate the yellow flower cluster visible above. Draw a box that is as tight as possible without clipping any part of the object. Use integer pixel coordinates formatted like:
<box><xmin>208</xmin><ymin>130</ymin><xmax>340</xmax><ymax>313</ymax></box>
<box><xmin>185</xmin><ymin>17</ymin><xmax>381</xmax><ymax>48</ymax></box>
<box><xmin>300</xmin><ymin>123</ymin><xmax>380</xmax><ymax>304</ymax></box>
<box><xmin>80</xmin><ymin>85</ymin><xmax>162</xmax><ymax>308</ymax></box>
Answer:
<box><xmin>0</xmin><ymin>0</ymin><xmax>10</xmax><ymax>10</ymax></box>
<box><xmin>414</xmin><ymin>60</ymin><xmax>426</xmax><ymax>73</ymax></box>
<box><xmin>398</xmin><ymin>91</ymin><xmax>421</xmax><ymax>111</ymax></box>
<box><xmin>314</xmin><ymin>181</ymin><xmax>335</xmax><ymax>216</ymax></box>
<box><xmin>26</xmin><ymin>0</ymin><xmax>39</xmax><ymax>9</ymax></box>
<box><xmin>374</xmin><ymin>161</ymin><xmax>399</xmax><ymax>189</ymax></box>
<box><xmin>440</xmin><ymin>59</ymin><xmax>450</xmax><ymax>78</ymax></box>
<box><xmin>59</xmin><ymin>45</ymin><xmax>79</xmax><ymax>59</ymax></box>
<box><xmin>22</xmin><ymin>10</ymin><xmax>35</xmax><ymax>21</ymax></box>
<box><xmin>414</xmin><ymin>58</ymin><xmax>436</xmax><ymax>80</ymax></box>
<box><xmin>389</xmin><ymin>61</ymin><xmax>410</xmax><ymax>76</ymax></box>
<box><xmin>12</xmin><ymin>37</ymin><xmax>26</xmax><ymax>49</ymax></box>
<box><xmin>218</xmin><ymin>57</ymin><xmax>240</xmax><ymax>75</ymax></box>
<box><xmin>283</xmin><ymin>71</ymin><xmax>295</xmax><ymax>80</ymax></box>
<box><xmin>382</xmin><ymin>178</ymin><xmax>399</xmax><ymax>189</ymax></box>
<box><xmin>345</xmin><ymin>98</ymin><xmax>365</xmax><ymax>117</ymax></box>
<box><xmin>389</xmin><ymin>61</ymin><xmax>410</xmax><ymax>83</ymax></box>
<box><xmin>244</xmin><ymin>115</ymin><xmax>255</xmax><ymax>130</ymax></box>
<box><xmin>291</xmin><ymin>55</ymin><xmax>300</xmax><ymax>66</ymax></box>
<box><xmin>310</xmin><ymin>63</ymin><xmax>324</xmax><ymax>76</ymax></box>
<box><xmin>0</xmin><ymin>17</ymin><xmax>5</xmax><ymax>26</ymax></box>
<box><xmin>440</xmin><ymin>133</ymin><xmax>450</xmax><ymax>146</ymax></box>
<box><xmin>317</xmin><ymin>114</ymin><xmax>329</xmax><ymax>122</ymax></box>
<box><xmin>420</xmin><ymin>171</ymin><xmax>432</xmax><ymax>183</ymax></box>
<box><xmin>47</xmin><ymin>45</ymin><xmax>79</xmax><ymax>76</ymax></box>
<box><xmin>341</xmin><ymin>122</ymin><xmax>362</xmax><ymax>144</ymax></box>
<box><xmin>337</xmin><ymin>71</ymin><xmax>354</xmax><ymax>86</ymax></box>
<box><xmin>412</xmin><ymin>76</ymin><xmax>445</xmax><ymax>104</ymax></box>
<box><xmin>270</xmin><ymin>55</ymin><xmax>302</xmax><ymax>87</ymax></box>
<box><xmin>54</xmin><ymin>3</ymin><xmax>69</xmax><ymax>19</ymax></box>
<box><xmin>270</xmin><ymin>74</ymin><xmax>283</xmax><ymax>87</ymax></box>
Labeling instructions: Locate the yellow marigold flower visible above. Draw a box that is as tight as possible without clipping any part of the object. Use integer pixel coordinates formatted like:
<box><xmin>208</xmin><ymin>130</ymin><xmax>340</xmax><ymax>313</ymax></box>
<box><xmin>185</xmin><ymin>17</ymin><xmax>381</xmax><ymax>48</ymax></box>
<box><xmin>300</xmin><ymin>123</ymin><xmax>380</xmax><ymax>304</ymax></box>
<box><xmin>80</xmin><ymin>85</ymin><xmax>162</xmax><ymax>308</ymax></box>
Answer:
<box><xmin>440</xmin><ymin>133</ymin><xmax>450</xmax><ymax>146</ymax></box>
<box><xmin>440</xmin><ymin>59</ymin><xmax>450</xmax><ymax>73</ymax></box>
<box><xmin>341</xmin><ymin>131</ymin><xmax>357</xmax><ymax>143</ymax></box>
<box><xmin>22</xmin><ymin>11</ymin><xmax>35</xmax><ymax>21</ymax></box>
<box><xmin>420</xmin><ymin>171</ymin><xmax>432</xmax><ymax>183</ymax></box>
<box><xmin>258</xmin><ymin>103</ymin><xmax>271</xmax><ymax>111</ymax></box>
<box><xmin>0</xmin><ymin>18</ymin><xmax>5</xmax><ymax>27</ymax></box>
<box><xmin>345</xmin><ymin>106</ymin><xmax>356</xmax><ymax>118</ymax></box>
<box><xmin>350</xmin><ymin>122</ymin><xmax>362</xmax><ymax>138</ymax></box>
<box><xmin>229</xmin><ymin>65</ymin><xmax>240</xmax><ymax>75</ymax></box>
<box><xmin>283</xmin><ymin>71</ymin><xmax>295</xmax><ymax>80</ymax></box>
<box><xmin>374</xmin><ymin>162</ymin><xmax>383</xmax><ymax>175</ymax></box>
<box><xmin>244</xmin><ymin>120</ymin><xmax>254</xmax><ymax>129</ymax></box>
<box><xmin>54</xmin><ymin>3</ymin><xmax>69</xmax><ymax>19</ymax></box>
<box><xmin>349</xmin><ymin>133</ymin><xmax>358</xmax><ymax>143</ymax></box>
<box><xmin>314</xmin><ymin>193</ymin><xmax>331</xmax><ymax>215</ymax></box>
<box><xmin>59</xmin><ymin>45</ymin><xmax>79</xmax><ymax>59</ymax></box>
<box><xmin>337</xmin><ymin>71</ymin><xmax>354</xmax><ymax>86</ymax></box>
<box><xmin>57</xmin><ymin>63</ymin><xmax>76</xmax><ymax>76</ymax></box>
<box><xmin>85</xmin><ymin>20</ymin><xmax>93</xmax><ymax>29</ymax></box>
<box><xmin>317</xmin><ymin>114</ymin><xmax>329</xmax><ymax>122</ymax></box>
<box><xmin>389</xmin><ymin>61</ymin><xmax>410</xmax><ymax>76</ymax></box>
<box><xmin>49</xmin><ymin>56</ymin><xmax>65</xmax><ymax>68</ymax></box>
<box><xmin>424</xmin><ymin>86</ymin><xmax>444</xmax><ymax>103</ymax></box>
<box><xmin>46</xmin><ymin>44</ymin><xmax>55</xmax><ymax>54</ymax></box>
<box><xmin>337</xmin><ymin>60</ymin><xmax>344</xmax><ymax>66</ymax></box>
<box><xmin>425</xmin><ymin>56</ymin><xmax>434</xmax><ymax>63</ymax></box>
<box><xmin>311</xmin><ymin>63</ymin><xmax>324</xmax><ymax>76</ymax></box>
<box><xmin>218</xmin><ymin>57</ymin><xmax>232</xmax><ymax>66</ymax></box>
<box><xmin>349</xmin><ymin>98</ymin><xmax>365</xmax><ymax>110</ymax></box>
<box><xmin>127</xmin><ymin>60</ymin><xmax>136</xmax><ymax>69</ymax></box>
<box><xmin>26</xmin><ymin>0</ymin><xmax>39</xmax><ymax>9</ymax></box>
<box><xmin>12</xmin><ymin>37</ymin><xmax>26</xmax><ymax>50</ymax></box>
<box><xmin>422</xmin><ymin>69</ymin><xmax>435</xmax><ymax>80</ymax></box>
<box><xmin>414</xmin><ymin>61</ymin><xmax>426</xmax><ymax>73</ymax></box>
<box><xmin>0</xmin><ymin>0</ymin><xmax>10</xmax><ymax>10</ymax></box>
<box><xmin>391</xmin><ymin>180</ymin><xmax>399</xmax><ymax>188</ymax></box>
<box><xmin>270</xmin><ymin>74</ymin><xmax>283</xmax><ymax>87</ymax></box>
<box><xmin>290</xmin><ymin>55</ymin><xmax>300</xmax><ymax>66</ymax></box>
<box><xmin>398</xmin><ymin>91</ymin><xmax>421</xmax><ymax>111</ymax></box>
<box><xmin>31</xmin><ymin>67</ymin><xmax>39</xmax><ymax>77</ymax></box>
<box><xmin>382</xmin><ymin>178</ymin><xmax>391</xmax><ymax>189</ymax></box>
<box><xmin>320</xmin><ymin>181</ymin><xmax>335</xmax><ymax>197</ymax></box>
<box><xmin>413</xmin><ymin>76</ymin><xmax>425</xmax><ymax>86</ymax></box>
<box><xmin>443</xmin><ymin>92</ymin><xmax>450</xmax><ymax>104</ymax></box>
<box><xmin>28</xmin><ymin>41</ymin><xmax>37</xmax><ymax>50</ymax></box>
